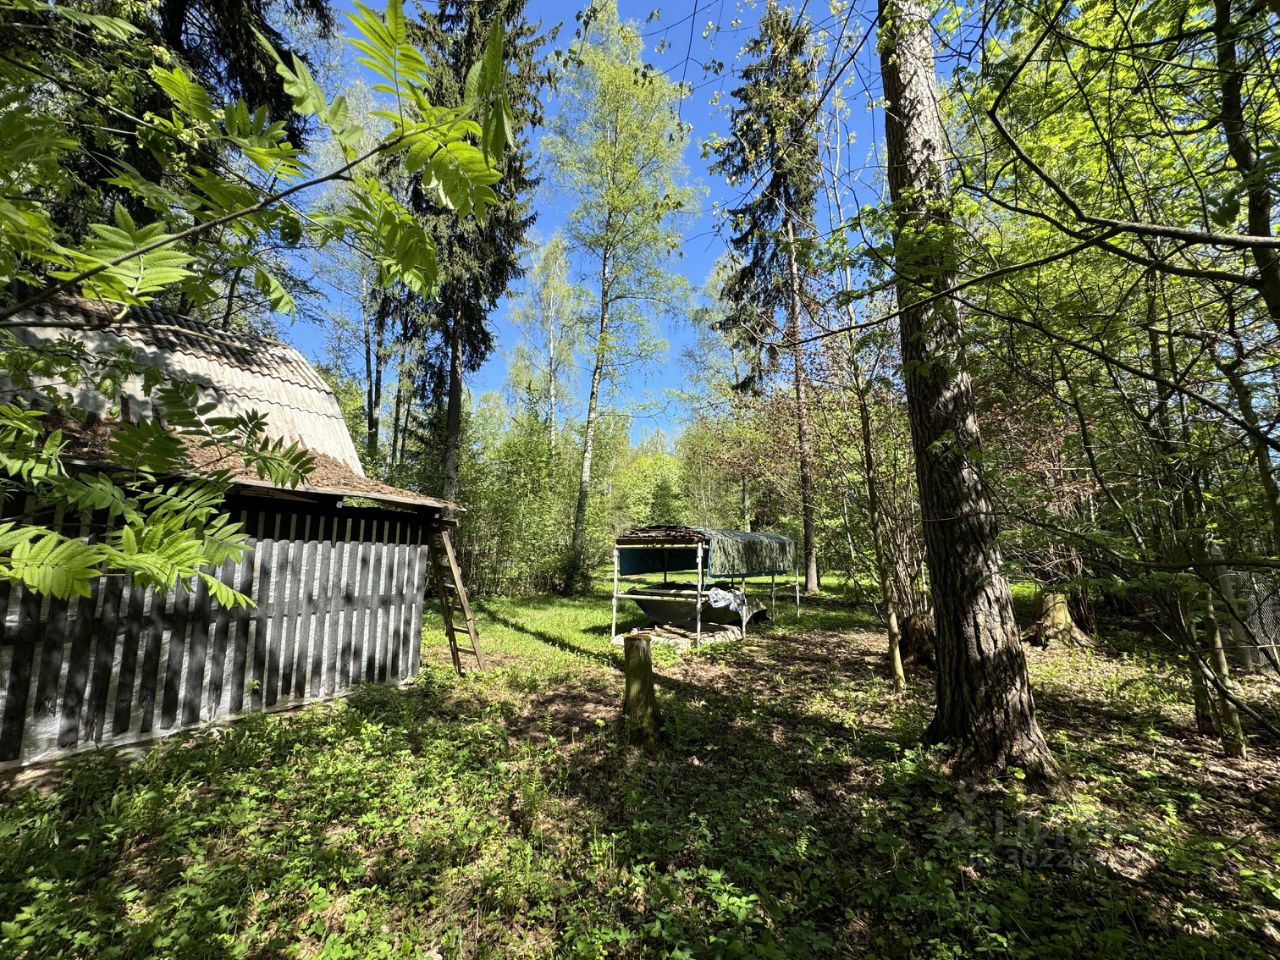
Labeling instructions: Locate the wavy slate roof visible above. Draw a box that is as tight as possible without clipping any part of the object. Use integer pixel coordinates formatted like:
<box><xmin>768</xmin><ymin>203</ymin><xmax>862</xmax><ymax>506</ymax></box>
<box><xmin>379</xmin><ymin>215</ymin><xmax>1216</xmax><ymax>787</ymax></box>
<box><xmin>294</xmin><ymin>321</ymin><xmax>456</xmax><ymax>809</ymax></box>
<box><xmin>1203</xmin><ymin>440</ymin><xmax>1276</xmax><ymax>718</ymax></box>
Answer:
<box><xmin>11</xmin><ymin>297</ymin><xmax>364</xmax><ymax>473</ymax></box>
<box><xmin>5</xmin><ymin>298</ymin><xmax>459</xmax><ymax>513</ymax></box>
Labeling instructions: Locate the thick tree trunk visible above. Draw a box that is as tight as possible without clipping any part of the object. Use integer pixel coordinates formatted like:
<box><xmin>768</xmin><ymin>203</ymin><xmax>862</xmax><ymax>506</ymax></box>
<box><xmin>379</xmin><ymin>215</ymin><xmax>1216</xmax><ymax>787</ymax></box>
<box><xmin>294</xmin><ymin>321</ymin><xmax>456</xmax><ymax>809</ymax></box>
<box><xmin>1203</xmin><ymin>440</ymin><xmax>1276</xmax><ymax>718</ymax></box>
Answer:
<box><xmin>442</xmin><ymin>306</ymin><xmax>465</xmax><ymax>505</ymax></box>
<box><xmin>784</xmin><ymin>219</ymin><xmax>820</xmax><ymax>594</ymax></box>
<box><xmin>567</xmin><ymin>253</ymin><xmax>611</xmax><ymax>594</ymax></box>
<box><xmin>878</xmin><ymin>0</ymin><xmax>1055</xmax><ymax>779</ymax></box>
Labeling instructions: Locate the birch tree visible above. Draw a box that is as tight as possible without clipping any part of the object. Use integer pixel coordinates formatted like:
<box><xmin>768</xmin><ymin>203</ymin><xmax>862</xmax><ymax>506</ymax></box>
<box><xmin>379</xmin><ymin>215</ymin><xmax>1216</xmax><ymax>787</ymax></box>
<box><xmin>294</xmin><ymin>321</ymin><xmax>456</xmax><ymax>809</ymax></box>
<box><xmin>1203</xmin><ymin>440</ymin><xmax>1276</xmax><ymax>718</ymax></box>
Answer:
<box><xmin>543</xmin><ymin>0</ymin><xmax>691</xmax><ymax>593</ymax></box>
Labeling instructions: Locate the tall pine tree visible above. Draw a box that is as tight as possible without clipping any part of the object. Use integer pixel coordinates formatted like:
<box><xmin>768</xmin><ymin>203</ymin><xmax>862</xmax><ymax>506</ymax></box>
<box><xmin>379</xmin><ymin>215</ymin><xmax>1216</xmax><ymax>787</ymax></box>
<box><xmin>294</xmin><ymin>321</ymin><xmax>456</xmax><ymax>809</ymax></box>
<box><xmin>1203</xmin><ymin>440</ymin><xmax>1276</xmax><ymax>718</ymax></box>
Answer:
<box><xmin>710</xmin><ymin>0</ymin><xmax>822</xmax><ymax>594</ymax></box>
<box><xmin>406</xmin><ymin>0</ymin><xmax>551</xmax><ymax>502</ymax></box>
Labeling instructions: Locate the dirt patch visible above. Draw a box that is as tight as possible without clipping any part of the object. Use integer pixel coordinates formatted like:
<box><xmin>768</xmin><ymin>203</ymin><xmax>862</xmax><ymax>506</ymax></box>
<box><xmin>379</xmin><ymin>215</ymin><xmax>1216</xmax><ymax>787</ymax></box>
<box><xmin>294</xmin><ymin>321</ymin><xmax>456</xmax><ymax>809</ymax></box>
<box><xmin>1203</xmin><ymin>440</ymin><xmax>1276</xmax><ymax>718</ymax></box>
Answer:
<box><xmin>505</xmin><ymin>681</ymin><xmax>618</xmax><ymax>744</ymax></box>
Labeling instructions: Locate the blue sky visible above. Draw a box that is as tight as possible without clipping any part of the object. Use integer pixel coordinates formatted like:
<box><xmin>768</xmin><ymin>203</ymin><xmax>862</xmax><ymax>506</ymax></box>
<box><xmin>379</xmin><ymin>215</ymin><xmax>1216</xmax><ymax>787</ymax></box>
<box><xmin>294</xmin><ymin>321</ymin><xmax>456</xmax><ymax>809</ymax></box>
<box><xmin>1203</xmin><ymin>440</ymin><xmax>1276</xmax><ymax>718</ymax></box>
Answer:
<box><xmin>286</xmin><ymin>0</ymin><xmax>877</xmax><ymax>442</ymax></box>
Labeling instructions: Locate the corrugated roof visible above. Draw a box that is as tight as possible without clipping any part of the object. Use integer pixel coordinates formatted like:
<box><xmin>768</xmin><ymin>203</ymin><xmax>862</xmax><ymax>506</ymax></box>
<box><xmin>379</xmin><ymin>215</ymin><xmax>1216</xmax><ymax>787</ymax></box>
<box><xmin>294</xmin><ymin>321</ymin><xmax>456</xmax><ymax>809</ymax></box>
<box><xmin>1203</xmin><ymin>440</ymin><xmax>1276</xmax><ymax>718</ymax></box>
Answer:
<box><xmin>8</xmin><ymin>297</ymin><xmax>364</xmax><ymax>473</ymax></box>
<box><xmin>4</xmin><ymin>298</ymin><xmax>459</xmax><ymax>514</ymax></box>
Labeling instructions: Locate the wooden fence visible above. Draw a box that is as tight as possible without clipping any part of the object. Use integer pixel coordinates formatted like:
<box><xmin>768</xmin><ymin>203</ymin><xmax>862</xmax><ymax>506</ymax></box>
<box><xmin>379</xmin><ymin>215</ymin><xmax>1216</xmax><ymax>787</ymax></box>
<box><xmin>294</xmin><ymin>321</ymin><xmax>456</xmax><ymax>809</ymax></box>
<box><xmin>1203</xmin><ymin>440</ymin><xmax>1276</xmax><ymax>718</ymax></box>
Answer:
<box><xmin>0</xmin><ymin>496</ymin><xmax>434</xmax><ymax>768</ymax></box>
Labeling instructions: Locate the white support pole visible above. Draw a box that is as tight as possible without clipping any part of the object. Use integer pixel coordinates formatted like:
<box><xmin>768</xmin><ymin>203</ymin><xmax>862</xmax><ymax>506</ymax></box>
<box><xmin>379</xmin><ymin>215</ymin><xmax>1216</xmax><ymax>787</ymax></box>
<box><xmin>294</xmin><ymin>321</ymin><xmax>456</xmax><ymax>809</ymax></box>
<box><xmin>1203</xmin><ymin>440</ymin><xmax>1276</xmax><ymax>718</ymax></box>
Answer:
<box><xmin>611</xmin><ymin>547</ymin><xmax>619</xmax><ymax>641</ymax></box>
<box><xmin>771</xmin><ymin>572</ymin><xmax>777</xmax><ymax>612</ymax></box>
<box><xmin>794</xmin><ymin>559</ymin><xmax>800</xmax><ymax>618</ymax></box>
<box><xmin>695</xmin><ymin>542</ymin><xmax>704</xmax><ymax>648</ymax></box>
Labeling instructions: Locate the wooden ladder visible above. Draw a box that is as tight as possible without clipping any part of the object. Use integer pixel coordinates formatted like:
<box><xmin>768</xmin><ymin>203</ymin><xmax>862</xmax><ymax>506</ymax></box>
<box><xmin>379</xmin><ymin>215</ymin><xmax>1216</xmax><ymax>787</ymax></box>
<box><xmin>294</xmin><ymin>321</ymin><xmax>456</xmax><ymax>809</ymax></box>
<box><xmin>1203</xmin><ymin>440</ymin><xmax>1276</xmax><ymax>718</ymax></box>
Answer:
<box><xmin>427</xmin><ymin>525</ymin><xmax>486</xmax><ymax>674</ymax></box>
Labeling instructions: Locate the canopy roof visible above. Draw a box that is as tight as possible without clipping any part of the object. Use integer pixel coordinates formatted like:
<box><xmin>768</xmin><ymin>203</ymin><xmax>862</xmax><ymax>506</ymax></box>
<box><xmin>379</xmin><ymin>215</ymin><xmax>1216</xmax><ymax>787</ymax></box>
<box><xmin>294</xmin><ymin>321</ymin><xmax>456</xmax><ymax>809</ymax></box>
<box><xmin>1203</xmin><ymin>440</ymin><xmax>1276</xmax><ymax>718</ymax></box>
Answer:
<box><xmin>615</xmin><ymin>525</ymin><xmax>795</xmax><ymax>577</ymax></box>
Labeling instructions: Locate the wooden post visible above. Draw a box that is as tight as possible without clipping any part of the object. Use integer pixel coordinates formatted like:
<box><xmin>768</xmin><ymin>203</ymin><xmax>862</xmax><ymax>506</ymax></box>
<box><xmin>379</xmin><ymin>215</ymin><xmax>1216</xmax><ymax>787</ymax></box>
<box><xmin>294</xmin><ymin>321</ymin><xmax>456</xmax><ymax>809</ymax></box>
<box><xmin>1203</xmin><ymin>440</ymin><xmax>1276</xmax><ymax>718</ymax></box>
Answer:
<box><xmin>695</xmin><ymin>542</ymin><xmax>704</xmax><ymax>647</ymax></box>
<box><xmin>622</xmin><ymin>632</ymin><xmax>660</xmax><ymax>745</ymax></box>
<box><xmin>611</xmin><ymin>547</ymin><xmax>619</xmax><ymax>641</ymax></box>
<box><xmin>771</xmin><ymin>572</ymin><xmax>777</xmax><ymax>614</ymax></box>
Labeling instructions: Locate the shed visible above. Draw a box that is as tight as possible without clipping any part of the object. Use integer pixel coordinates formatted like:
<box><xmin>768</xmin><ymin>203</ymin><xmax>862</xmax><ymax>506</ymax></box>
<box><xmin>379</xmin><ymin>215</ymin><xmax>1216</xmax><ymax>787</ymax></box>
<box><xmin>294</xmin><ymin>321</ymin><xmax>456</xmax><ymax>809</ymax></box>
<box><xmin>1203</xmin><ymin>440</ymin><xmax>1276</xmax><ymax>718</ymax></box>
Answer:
<box><xmin>0</xmin><ymin>298</ymin><xmax>482</xmax><ymax>768</ymax></box>
<box><xmin>610</xmin><ymin>525</ymin><xmax>798</xmax><ymax>646</ymax></box>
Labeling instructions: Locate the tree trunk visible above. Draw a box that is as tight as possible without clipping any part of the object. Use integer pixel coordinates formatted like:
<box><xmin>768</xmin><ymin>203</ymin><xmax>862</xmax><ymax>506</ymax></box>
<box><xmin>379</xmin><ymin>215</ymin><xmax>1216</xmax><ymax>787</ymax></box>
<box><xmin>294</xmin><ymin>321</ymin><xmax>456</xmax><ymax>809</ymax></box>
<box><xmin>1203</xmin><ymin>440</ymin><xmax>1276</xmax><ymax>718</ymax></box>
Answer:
<box><xmin>442</xmin><ymin>306</ymin><xmax>465</xmax><ymax>505</ymax></box>
<box><xmin>1213</xmin><ymin>0</ymin><xmax>1280</xmax><ymax>321</ymax></box>
<box><xmin>878</xmin><ymin>0</ymin><xmax>1055</xmax><ymax>779</ymax></box>
<box><xmin>566</xmin><ymin>252</ymin><xmax>611</xmax><ymax>594</ymax></box>
<box><xmin>364</xmin><ymin>285</ymin><xmax>384</xmax><ymax>466</ymax></box>
<box><xmin>784</xmin><ymin>218</ymin><xmax>819</xmax><ymax>594</ymax></box>
<box><xmin>1211</xmin><ymin>545</ymin><xmax>1261</xmax><ymax>673</ymax></box>
<box><xmin>622</xmin><ymin>633</ymin><xmax>660</xmax><ymax>746</ymax></box>
<box><xmin>852</xmin><ymin>352</ymin><xmax>905</xmax><ymax>691</ymax></box>
<box><xmin>1202</xmin><ymin>585</ymin><xmax>1248</xmax><ymax>758</ymax></box>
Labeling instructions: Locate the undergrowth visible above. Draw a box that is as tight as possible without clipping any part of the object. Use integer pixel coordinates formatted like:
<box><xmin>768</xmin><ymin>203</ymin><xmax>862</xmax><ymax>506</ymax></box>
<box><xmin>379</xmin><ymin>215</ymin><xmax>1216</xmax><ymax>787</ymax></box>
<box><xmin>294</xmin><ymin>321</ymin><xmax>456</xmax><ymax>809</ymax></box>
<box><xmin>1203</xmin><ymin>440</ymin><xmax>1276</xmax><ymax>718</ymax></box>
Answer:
<box><xmin>1</xmin><ymin>583</ymin><xmax>1277</xmax><ymax>958</ymax></box>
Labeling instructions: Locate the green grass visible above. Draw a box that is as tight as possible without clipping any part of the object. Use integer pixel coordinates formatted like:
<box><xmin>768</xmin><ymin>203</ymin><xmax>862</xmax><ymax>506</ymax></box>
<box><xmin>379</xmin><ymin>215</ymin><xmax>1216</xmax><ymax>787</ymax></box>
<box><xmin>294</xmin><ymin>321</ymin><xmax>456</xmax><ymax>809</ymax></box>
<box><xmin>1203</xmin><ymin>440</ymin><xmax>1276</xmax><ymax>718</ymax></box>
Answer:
<box><xmin>2</xmin><ymin>580</ymin><xmax>1278</xmax><ymax>959</ymax></box>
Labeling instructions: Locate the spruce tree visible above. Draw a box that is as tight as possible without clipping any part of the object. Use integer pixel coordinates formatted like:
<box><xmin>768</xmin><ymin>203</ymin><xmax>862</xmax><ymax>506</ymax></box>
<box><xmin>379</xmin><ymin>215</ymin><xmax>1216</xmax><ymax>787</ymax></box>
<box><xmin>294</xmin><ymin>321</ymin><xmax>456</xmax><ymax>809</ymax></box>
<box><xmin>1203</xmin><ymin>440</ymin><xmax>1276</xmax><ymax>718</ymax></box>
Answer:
<box><xmin>406</xmin><ymin>0</ymin><xmax>551</xmax><ymax>502</ymax></box>
<box><xmin>710</xmin><ymin>0</ymin><xmax>822</xmax><ymax>593</ymax></box>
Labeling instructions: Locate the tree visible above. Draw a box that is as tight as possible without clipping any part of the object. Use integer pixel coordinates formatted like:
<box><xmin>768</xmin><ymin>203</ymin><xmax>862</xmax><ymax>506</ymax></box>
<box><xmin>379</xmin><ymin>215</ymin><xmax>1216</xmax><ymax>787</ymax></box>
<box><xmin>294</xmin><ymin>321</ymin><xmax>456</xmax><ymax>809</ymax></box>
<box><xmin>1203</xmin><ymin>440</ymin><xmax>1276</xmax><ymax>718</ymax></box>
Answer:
<box><xmin>0</xmin><ymin>0</ymin><xmax>512</xmax><ymax>603</ymax></box>
<box><xmin>508</xmin><ymin>232</ymin><xmax>587</xmax><ymax>449</ymax></box>
<box><xmin>407</xmin><ymin>0</ymin><xmax>550</xmax><ymax>503</ymax></box>
<box><xmin>710</xmin><ymin>0</ymin><xmax>822</xmax><ymax>594</ymax></box>
<box><xmin>878</xmin><ymin>0</ymin><xmax>1056</xmax><ymax>778</ymax></box>
<box><xmin>543</xmin><ymin>0</ymin><xmax>691</xmax><ymax>593</ymax></box>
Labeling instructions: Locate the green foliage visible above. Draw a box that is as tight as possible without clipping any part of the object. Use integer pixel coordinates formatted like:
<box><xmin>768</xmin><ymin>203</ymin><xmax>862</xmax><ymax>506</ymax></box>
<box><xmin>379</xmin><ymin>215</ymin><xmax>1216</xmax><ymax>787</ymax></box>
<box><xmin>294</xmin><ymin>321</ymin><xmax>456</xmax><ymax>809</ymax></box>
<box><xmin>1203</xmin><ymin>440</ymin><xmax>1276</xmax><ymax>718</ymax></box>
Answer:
<box><xmin>2</xmin><ymin>591</ymin><xmax>1276</xmax><ymax>958</ymax></box>
<box><xmin>1</xmin><ymin>0</ymin><xmax>510</xmax><ymax>318</ymax></box>
<box><xmin>0</xmin><ymin>0</ymin><xmax>518</xmax><ymax>602</ymax></box>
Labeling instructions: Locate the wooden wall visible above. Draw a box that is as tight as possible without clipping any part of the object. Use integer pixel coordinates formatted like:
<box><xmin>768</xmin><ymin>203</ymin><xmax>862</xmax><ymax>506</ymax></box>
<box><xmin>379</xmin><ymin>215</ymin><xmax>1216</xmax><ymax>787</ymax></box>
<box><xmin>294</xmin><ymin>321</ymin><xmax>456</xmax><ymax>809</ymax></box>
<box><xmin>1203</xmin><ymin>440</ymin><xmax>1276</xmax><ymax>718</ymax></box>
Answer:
<box><xmin>0</xmin><ymin>497</ymin><xmax>435</xmax><ymax>769</ymax></box>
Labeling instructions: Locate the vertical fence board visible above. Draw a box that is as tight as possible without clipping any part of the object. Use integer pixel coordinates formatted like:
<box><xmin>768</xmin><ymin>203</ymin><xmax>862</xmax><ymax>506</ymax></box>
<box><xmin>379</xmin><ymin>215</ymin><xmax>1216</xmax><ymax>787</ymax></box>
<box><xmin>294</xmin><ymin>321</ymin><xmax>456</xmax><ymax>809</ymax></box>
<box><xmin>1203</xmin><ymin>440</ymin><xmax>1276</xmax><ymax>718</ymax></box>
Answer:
<box><xmin>283</xmin><ymin>514</ymin><xmax>311</xmax><ymax>699</ymax></box>
<box><xmin>85</xmin><ymin>572</ymin><xmax>125</xmax><ymax>742</ymax></box>
<box><xmin>330</xmin><ymin>517</ymin><xmax>353</xmax><ymax>696</ymax></box>
<box><xmin>160</xmin><ymin>582</ymin><xmax>191</xmax><ymax>730</ymax></box>
<box><xmin>306</xmin><ymin>516</ymin><xmax>330</xmax><ymax>697</ymax></box>
<box><xmin>182</xmin><ymin>575</ymin><xmax>212</xmax><ymax>727</ymax></box>
<box><xmin>112</xmin><ymin>585</ymin><xmax>145</xmax><ymax>734</ymax></box>
<box><xmin>366</xmin><ymin>522</ymin><xmax>385</xmax><ymax>683</ymax></box>
<box><xmin>59</xmin><ymin>576</ymin><xmax>101</xmax><ymax>749</ymax></box>
<box><xmin>230</xmin><ymin>511</ymin><xmax>257</xmax><ymax>716</ymax></box>
<box><xmin>348</xmin><ymin>519</ymin><xmax>368</xmax><ymax>686</ymax></box>
<box><xmin>265</xmin><ymin>513</ymin><xmax>294</xmax><ymax>707</ymax></box>
<box><xmin>406</xmin><ymin>525</ymin><xmax>425</xmax><ymax>674</ymax></box>
<box><xmin>207</xmin><ymin>556</ymin><xmax>236</xmax><ymax>722</ymax></box>
<box><xmin>251</xmin><ymin>511</ymin><xmax>277</xmax><ymax>712</ymax></box>
<box><xmin>34</xmin><ymin>596</ymin><xmax>68</xmax><ymax>717</ymax></box>
<box><xmin>391</xmin><ymin>540</ymin><xmax>405</xmax><ymax>681</ymax></box>
<box><xmin>0</xmin><ymin>586</ymin><xmax>39</xmax><ymax>761</ymax></box>
<box><xmin>137</xmin><ymin>590</ymin><xmax>167</xmax><ymax>735</ymax></box>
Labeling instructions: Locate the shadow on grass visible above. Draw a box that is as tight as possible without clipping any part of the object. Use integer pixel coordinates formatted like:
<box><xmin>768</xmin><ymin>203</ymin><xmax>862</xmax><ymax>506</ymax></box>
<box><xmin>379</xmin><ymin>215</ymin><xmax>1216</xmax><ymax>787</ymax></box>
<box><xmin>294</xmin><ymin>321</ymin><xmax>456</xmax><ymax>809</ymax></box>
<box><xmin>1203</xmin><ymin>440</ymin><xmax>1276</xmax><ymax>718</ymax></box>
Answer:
<box><xmin>3</xmin><ymin>608</ymin><xmax>1277</xmax><ymax>959</ymax></box>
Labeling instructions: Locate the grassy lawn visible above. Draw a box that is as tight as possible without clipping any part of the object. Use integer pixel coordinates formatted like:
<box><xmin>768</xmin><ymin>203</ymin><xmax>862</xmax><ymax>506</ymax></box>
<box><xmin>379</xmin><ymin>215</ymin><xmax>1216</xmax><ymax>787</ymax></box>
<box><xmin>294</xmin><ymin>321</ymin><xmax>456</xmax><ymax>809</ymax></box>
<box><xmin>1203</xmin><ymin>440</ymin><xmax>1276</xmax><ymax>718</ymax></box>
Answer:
<box><xmin>2</xmin><ymin>580</ymin><xmax>1279</xmax><ymax>958</ymax></box>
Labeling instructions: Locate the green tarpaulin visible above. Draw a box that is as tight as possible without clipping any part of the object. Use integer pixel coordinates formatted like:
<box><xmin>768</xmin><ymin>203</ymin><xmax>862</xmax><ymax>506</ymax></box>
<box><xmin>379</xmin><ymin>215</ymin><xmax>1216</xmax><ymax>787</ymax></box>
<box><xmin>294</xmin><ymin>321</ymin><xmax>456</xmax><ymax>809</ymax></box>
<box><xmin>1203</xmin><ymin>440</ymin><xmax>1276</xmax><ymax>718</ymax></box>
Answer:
<box><xmin>616</xmin><ymin>526</ymin><xmax>795</xmax><ymax>577</ymax></box>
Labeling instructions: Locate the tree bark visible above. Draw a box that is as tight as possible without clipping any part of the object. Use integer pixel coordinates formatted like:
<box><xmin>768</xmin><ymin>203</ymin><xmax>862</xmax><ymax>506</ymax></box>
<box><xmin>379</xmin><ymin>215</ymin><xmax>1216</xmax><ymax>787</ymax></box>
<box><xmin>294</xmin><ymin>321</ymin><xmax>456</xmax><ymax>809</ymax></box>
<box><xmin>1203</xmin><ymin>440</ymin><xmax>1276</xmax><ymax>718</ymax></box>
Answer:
<box><xmin>784</xmin><ymin>218</ymin><xmax>820</xmax><ymax>594</ymax></box>
<box><xmin>442</xmin><ymin>305</ymin><xmax>465</xmax><ymax>505</ymax></box>
<box><xmin>622</xmin><ymin>633</ymin><xmax>660</xmax><ymax>746</ymax></box>
<box><xmin>852</xmin><ymin>351</ymin><xmax>906</xmax><ymax>690</ymax></box>
<box><xmin>1213</xmin><ymin>0</ymin><xmax>1280</xmax><ymax>321</ymax></box>
<box><xmin>566</xmin><ymin>249</ymin><xmax>611</xmax><ymax>594</ymax></box>
<box><xmin>1202</xmin><ymin>585</ymin><xmax>1248</xmax><ymax>758</ymax></box>
<box><xmin>1021</xmin><ymin>591</ymin><xmax>1091</xmax><ymax>648</ymax></box>
<box><xmin>363</xmin><ymin>285</ymin><xmax>385</xmax><ymax>466</ymax></box>
<box><xmin>879</xmin><ymin>0</ymin><xmax>1055</xmax><ymax>778</ymax></box>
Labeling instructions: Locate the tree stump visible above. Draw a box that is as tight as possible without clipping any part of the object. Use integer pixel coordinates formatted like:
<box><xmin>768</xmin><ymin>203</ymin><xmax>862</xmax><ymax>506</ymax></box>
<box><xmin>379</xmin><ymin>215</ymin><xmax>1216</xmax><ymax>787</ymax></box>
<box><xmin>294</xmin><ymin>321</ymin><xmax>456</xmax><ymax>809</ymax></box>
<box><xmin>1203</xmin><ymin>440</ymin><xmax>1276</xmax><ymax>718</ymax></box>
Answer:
<box><xmin>900</xmin><ymin>613</ymin><xmax>937</xmax><ymax>668</ymax></box>
<box><xmin>1021</xmin><ymin>592</ymin><xmax>1091</xmax><ymax>648</ymax></box>
<box><xmin>622</xmin><ymin>633</ymin><xmax>660</xmax><ymax>745</ymax></box>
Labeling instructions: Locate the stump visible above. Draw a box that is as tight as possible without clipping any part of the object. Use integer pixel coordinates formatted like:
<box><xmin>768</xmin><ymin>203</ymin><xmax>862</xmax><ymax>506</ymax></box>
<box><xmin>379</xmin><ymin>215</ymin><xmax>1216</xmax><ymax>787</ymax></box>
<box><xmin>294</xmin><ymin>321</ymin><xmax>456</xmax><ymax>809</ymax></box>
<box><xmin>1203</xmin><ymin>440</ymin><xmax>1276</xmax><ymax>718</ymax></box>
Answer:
<box><xmin>1021</xmin><ymin>591</ymin><xmax>1091</xmax><ymax>648</ymax></box>
<box><xmin>622</xmin><ymin>633</ymin><xmax>660</xmax><ymax>745</ymax></box>
<box><xmin>900</xmin><ymin>613</ymin><xmax>937</xmax><ymax>668</ymax></box>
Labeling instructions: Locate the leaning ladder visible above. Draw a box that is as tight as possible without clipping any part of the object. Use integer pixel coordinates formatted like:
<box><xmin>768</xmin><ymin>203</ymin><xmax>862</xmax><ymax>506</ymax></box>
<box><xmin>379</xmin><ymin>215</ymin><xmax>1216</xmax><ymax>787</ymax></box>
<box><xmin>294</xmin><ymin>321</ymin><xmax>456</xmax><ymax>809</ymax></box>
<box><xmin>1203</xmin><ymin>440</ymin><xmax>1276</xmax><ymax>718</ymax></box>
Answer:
<box><xmin>427</xmin><ymin>525</ymin><xmax>486</xmax><ymax>674</ymax></box>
